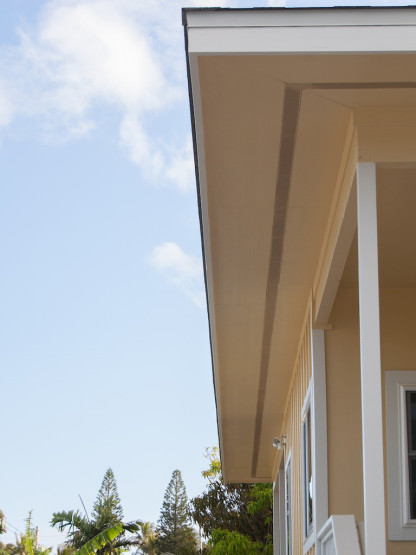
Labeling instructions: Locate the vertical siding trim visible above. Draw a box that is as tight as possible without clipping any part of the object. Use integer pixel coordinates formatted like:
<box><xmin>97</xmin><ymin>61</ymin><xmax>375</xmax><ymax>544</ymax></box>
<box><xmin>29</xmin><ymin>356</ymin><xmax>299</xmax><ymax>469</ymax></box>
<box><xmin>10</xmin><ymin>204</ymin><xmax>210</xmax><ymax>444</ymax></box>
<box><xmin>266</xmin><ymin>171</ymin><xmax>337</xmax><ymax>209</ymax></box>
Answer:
<box><xmin>280</xmin><ymin>303</ymin><xmax>314</xmax><ymax>555</ymax></box>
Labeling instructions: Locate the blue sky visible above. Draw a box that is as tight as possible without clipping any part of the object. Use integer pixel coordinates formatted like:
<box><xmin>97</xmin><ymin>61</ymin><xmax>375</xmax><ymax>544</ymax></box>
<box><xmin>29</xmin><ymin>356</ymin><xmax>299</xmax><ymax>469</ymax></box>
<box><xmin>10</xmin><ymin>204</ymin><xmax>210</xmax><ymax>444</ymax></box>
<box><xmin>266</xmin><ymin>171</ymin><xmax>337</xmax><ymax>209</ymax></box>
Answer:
<box><xmin>0</xmin><ymin>0</ymin><xmax>221</xmax><ymax>548</ymax></box>
<box><xmin>1</xmin><ymin>0</ymin><xmax>416</xmax><ymax>551</ymax></box>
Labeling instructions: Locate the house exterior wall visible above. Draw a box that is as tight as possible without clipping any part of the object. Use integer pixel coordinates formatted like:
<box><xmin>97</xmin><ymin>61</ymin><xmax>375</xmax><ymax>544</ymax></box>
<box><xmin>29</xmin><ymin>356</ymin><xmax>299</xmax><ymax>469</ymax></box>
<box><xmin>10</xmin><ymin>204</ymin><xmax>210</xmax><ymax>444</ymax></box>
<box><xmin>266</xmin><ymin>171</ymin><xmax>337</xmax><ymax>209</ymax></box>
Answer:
<box><xmin>279</xmin><ymin>307</ymin><xmax>315</xmax><ymax>554</ymax></box>
<box><xmin>324</xmin><ymin>286</ymin><xmax>364</xmax><ymax>521</ymax></box>
<box><xmin>323</xmin><ymin>282</ymin><xmax>416</xmax><ymax>554</ymax></box>
<box><xmin>380</xmin><ymin>288</ymin><xmax>416</xmax><ymax>555</ymax></box>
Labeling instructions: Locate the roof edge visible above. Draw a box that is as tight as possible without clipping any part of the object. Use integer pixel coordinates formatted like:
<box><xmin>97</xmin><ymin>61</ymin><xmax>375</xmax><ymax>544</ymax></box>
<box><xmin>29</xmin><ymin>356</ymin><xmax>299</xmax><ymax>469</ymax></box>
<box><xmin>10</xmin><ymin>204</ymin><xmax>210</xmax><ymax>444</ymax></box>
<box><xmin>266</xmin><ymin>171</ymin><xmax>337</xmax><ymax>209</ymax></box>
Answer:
<box><xmin>182</xmin><ymin>5</ymin><xmax>416</xmax><ymax>27</ymax></box>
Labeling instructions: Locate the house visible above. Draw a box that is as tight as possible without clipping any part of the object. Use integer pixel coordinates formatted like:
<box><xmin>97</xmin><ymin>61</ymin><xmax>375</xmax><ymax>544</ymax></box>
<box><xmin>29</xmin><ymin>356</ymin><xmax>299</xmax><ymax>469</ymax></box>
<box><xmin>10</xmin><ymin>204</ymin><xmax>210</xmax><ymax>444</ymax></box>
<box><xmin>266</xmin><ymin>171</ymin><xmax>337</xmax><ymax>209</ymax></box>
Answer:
<box><xmin>183</xmin><ymin>6</ymin><xmax>416</xmax><ymax>555</ymax></box>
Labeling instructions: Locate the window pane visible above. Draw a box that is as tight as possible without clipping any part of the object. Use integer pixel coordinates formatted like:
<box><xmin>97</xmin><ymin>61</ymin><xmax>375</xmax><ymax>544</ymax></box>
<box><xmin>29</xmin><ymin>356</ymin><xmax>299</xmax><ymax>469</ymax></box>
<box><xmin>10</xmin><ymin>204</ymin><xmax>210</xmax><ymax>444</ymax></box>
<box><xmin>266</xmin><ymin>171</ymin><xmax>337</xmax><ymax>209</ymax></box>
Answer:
<box><xmin>406</xmin><ymin>391</ymin><xmax>416</xmax><ymax>519</ymax></box>
<box><xmin>410</xmin><ymin>457</ymin><xmax>416</xmax><ymax>520</ymax></box>
<box><xmin>307</xmin><ymin>407</ymin><xmax>313</xmax><ymax>527</ymax></box>
<box><xmin>303</xmin><ymin>406</ymin><xmax>313</xmax><ymax>538</ymax></box>
<box><xmin>407</xmin><ymin>391</ymin><xmax>416</xmax><ymax>452</ymax></box>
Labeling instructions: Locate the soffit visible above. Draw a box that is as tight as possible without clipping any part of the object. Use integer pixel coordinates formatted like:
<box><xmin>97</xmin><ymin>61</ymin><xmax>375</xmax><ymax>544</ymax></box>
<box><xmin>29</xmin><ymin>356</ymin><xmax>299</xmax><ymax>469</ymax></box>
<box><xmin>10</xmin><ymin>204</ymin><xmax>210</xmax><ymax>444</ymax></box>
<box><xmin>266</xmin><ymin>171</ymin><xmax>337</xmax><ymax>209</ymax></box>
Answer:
<box><xmin>195</xmin><ymin>52</ymin><xmax>416</xmax><ymax>482</ymax></box>
<box><xmin>339</xmin><ymin>166</ymin><xmax>416</xmax><ymax>291</ymax></box>
<box><xmin>352</xmin><ymin>166</ymin><xmax>416</xmax><ymax>288</ymax></box>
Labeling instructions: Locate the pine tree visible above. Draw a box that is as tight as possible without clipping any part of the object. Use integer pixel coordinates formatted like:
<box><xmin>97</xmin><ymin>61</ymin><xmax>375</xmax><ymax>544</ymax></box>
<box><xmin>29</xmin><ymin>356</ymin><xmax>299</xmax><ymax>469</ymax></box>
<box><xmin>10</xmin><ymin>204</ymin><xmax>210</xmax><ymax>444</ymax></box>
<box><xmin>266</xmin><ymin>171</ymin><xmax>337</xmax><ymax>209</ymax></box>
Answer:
<box><xmin>92</xmin><ymin>468</ymin><xmax>124</xmax><ymax>525</ymax></box>
<box><xmin>156</xmin><ymin>470</ymin><xmax>197</xmax><ymax>555</ymax></box>
<box><xmin>51</xmin><ymin>468</ymin><xmax>141</xmax><ymax>555</ymax></box>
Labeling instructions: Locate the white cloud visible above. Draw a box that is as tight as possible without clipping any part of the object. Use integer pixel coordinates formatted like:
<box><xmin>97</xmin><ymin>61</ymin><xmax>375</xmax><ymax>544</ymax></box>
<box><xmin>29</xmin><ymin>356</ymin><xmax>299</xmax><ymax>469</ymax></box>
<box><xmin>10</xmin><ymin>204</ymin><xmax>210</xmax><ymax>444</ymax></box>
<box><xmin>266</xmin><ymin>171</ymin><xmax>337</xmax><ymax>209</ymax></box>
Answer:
<box><xmin>119</xmin><ymin>114</ymin><xmax>165</xmax><ymax>179</ymax></box>
<box><xmin>29</xmin><ymin>1</ymin><xmax>172</xmax><ymax>113</ymax></box>
<box><xmin>149</xmin><ymin>242</ymin><xmax>205</xmax><ymax>309</ymax></box>
<box><xmin>119</xmin><ymin>113</ymin><xmax>195</xmax><ymax>192</ymax></box>
<box><xmin>165</xmin><ymin>136</ymin><xmax>196</xmax><ymax>193</ymax></box>
<box><xmin>0</xmin><ymin>0</ymin><xmax>227</xmax><ymax>189</ymax></box>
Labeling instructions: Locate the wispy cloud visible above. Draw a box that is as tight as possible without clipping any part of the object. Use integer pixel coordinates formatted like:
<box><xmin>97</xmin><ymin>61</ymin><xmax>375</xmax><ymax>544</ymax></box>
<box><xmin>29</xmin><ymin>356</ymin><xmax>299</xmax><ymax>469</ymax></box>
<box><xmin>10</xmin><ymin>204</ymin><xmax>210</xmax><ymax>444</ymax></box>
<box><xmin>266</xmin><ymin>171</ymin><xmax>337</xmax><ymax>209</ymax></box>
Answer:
<box><xmin>0</xmin><ymin>81</ymin><xmax>13</xmax><ymax>126</ymax></box>
<box><xmin>149</xmin><ymin>242</ymin><xmax>205</xmax><ymax>309</ymax></box>
<box><xmin>0</xmin><ymin>0</ymin><xmax>227</xmax><ymax>190</ymax></box>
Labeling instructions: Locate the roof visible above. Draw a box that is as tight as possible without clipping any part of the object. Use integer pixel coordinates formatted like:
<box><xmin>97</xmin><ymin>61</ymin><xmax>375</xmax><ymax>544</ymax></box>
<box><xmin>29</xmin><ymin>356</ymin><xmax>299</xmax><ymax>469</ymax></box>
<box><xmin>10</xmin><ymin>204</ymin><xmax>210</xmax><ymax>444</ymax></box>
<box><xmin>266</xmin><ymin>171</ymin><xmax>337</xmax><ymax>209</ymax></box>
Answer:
<box><xmin>184</xmin><ymin>7</ymin><xmax>416</xmax><ymax>482</ymax></box>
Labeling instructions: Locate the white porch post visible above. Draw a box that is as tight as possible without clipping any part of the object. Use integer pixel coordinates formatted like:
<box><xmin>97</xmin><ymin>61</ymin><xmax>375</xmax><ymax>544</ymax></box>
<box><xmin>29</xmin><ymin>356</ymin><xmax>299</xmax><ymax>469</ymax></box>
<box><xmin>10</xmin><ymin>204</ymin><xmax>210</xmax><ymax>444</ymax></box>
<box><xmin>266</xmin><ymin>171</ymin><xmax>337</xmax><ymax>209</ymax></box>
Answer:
<box><xmin>356</xmin><ymin>162</ymin><xmax>386</xmax><ymax>555</ymax></box>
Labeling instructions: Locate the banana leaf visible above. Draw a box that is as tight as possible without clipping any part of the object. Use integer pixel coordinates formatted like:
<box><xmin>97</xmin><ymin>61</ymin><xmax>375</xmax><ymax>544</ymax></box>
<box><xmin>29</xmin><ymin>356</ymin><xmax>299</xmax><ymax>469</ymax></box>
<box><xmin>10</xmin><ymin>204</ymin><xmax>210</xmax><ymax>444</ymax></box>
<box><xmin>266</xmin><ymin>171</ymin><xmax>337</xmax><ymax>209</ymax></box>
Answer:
<box><xmin>75</xmin><ymin>525</ymin><xmax>123</xmax><ymax>555</ymax></box>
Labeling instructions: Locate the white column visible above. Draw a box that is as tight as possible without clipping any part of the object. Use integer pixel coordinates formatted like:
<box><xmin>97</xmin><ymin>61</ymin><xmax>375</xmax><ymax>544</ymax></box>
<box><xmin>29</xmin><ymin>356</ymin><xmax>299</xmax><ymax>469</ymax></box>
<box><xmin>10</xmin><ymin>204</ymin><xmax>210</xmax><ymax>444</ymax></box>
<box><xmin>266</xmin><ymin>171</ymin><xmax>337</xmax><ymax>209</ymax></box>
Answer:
<box><xmin>356</xmin><ymin>162</ymin><xmax>386</xmax><ymax>555</ymax></box>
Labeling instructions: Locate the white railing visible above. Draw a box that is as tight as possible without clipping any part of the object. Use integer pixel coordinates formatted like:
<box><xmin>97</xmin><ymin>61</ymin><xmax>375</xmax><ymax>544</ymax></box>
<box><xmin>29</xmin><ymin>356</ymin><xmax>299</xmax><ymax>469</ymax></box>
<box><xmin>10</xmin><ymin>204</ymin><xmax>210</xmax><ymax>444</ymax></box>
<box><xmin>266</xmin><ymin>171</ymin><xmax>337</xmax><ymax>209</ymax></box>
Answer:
<box><xmin>317</xmin><ymin>515</ymin><xmax>362</xmax><ymax>555</ymax></box>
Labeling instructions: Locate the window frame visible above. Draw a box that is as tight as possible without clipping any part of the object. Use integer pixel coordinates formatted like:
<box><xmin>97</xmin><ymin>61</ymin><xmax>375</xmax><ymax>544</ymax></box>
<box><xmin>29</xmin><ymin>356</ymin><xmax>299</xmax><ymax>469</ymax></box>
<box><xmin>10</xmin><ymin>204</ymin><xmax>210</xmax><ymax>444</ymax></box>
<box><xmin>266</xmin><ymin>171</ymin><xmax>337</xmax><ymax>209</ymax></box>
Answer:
<box><xmin>301</xmin><ymin>384</ymin><xmax>315</xmax><ymax>552</ymax></box>
<box><xmin>385</xmin><ymin>370</ymin><xmax>416</xmax><ymax>541</ymax></box>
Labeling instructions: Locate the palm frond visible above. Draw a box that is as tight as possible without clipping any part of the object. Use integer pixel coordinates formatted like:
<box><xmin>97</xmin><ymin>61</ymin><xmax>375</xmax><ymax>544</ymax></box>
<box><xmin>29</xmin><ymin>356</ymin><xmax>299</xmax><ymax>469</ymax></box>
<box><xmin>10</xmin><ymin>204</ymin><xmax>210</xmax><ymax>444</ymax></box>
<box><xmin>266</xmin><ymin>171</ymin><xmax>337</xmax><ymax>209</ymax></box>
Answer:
<box><xmin>51</xmin><ymin>511</ymin><xmax>86</xmax><ymax>534</ymax></box>
<box><xmin>122</xmin><ymin>521</ymin><xmax>142</xmax><ymax>534</ymax></box>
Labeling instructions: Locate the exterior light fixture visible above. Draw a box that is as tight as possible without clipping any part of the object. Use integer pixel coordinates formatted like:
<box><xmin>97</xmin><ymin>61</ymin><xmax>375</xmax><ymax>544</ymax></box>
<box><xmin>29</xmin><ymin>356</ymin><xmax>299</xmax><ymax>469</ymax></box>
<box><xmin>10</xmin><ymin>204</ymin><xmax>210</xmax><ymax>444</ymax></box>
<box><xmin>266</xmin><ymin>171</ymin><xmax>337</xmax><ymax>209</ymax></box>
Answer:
<box><xmin>272</xmin><ymin>435</ymin><xmax>286</xmax><ymax>450</ymax></box>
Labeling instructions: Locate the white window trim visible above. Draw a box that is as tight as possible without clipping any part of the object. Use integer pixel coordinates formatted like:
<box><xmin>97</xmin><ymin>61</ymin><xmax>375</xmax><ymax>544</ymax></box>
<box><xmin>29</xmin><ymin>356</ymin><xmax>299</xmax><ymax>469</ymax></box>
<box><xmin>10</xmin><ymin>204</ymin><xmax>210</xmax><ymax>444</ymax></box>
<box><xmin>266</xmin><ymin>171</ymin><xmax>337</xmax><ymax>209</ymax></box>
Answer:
<box><xmin>273</xmin><ymin>458</ymin><xmax>286</xmax><ymax>555</ymax></box>
<box><xmin>302</xmin><ymin>383</ymin><xmax>315</xmax><ymax>553</ymax></box>
<box><xmin>285</xmin><ymin>450</ymin><xmax>292</xmax><ymax>555</ymax></box>
<box><xmin>385</xmin><ymin>370</ymin><xmax>416</xmax><ymax>541</ymax></box>
<box><xmin>310</xmin><ymin>325</ymin><xmax>329</xmax><ymax>540</ymax></box>
<box><xmin>273</xmin><ymin>478</ymin><xmax>279</xmax><ymax>555</ymax></box>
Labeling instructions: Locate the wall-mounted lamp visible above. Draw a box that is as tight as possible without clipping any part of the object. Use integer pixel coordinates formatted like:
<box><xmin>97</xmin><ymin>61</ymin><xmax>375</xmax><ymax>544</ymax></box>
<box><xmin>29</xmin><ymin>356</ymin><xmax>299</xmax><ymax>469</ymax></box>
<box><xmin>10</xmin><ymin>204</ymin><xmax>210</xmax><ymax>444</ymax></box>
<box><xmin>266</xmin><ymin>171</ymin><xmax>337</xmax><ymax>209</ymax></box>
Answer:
<box><xmin>272</xmin><ymin>435</ymin><xmax>286</xmax><ymax>450</ymax></box>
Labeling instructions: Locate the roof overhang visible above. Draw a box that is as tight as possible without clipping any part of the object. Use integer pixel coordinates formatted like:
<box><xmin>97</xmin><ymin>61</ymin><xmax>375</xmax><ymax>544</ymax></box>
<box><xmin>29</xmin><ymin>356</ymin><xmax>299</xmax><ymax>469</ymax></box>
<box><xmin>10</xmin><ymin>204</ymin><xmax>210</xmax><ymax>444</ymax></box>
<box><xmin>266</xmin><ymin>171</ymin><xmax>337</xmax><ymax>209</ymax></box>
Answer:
<box><xmin>183</xmin><ymin>7</ymin><xmax>416</xmax><ymax>482</ymax></box>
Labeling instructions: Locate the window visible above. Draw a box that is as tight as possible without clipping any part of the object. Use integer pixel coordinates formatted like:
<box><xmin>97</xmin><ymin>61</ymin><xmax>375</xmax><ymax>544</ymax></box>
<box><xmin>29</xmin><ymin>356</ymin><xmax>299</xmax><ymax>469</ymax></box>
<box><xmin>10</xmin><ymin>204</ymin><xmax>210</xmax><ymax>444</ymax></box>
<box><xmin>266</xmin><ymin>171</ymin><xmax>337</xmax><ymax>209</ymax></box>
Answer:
<box><xmin>385</xmin><ymin>371</ymin><xmax>416</xmax><ymax>541</ymax></box>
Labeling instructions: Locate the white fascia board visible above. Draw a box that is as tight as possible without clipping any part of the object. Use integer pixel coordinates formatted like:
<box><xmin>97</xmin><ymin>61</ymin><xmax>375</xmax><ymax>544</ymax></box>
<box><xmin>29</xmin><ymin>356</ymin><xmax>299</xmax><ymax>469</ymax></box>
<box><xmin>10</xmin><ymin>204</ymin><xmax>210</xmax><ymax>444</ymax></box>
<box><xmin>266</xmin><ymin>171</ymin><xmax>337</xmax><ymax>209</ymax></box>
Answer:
<box><xmin>185</xmin><ymin>8</ymin><xmax>416</xmax><ymax>29</ymax></box>
<box><xmin>187</xmin><ymin>25</ymin><xmax>416</xmax><ymax>56</ymax></box>
<box><xmin>185</xmin><ymin>8</ymin><xmax>416</xmax><ymax>55</ymax></box>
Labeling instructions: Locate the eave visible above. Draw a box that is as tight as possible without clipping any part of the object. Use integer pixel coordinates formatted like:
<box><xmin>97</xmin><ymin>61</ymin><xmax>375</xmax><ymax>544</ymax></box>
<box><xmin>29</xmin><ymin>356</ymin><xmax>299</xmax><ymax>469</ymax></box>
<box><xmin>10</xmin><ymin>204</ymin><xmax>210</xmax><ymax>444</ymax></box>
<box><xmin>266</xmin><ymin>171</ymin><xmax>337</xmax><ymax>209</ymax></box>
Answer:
<box><xmin>183</xmin><ymin>7</ymin><xmax>416</xmax><ymax>482</ymax></box>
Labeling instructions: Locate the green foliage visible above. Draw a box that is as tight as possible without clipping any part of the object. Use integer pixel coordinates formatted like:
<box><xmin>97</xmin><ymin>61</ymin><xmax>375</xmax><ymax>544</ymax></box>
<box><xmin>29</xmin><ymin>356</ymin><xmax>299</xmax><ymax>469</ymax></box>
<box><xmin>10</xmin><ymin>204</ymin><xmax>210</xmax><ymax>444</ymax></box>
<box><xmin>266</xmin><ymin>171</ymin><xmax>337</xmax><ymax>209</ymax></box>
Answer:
<box><xmin>51</xmin><ymin>510</ymin><xmax>88</xmax><ymax>548</ymax></box>
<box><xmin>51</xmin><ymin>468</ymin><xmax>141</xmax><ymax>555</ymax></box>
<box><xmin>23</xmin><ymin>513</ymin><xmax>35</xmax><ymax>555</ymax></box>
<box><xmin>247</xmin><ymin>484</ymin><xmax>273</xmax><ymax>526</ymax></box>
<box><xmin>75</xmin><ymin>526</ymin><xmax>123</xmax><ymax>555</ymax></box>
<box><xmin>190</xmin><ymin>448</ymin><xmax>273</xmax><ymax>551</ymax></box>
<box><xmin>135</xmin><ymin>522</ymin><xmax>156</xmax><ymax>555</ymax></box>
<box><xmin>0</xmin><ymin>543</ymin><xmax>15</xmax><ymax>555</ymax></box>
<box><xmin>208</xmin><ymin>530</ymin><xmax>271</xmax><ymax>555</ymax></box>
<box><xmin>156</xmin><ymin>470</ymin><xmax>198</xmax><ymax>555</ymax></box>
<box><xmin>201</xmin><ymin>448</ymin><xmax>221</xmax><ymax>483</ymax></box>
<box><xmin>92</xmin><ymin>469</ymin><xmax>124</xmax><ymax>524</ymax></box>
<box><xmin>0</xmin><ymin>512</ymin><xmax>51</xmax><ymax>555</ymax></box>
<box><xmin>0</xmin><ymin>511</ymin><xmax>6</xmax><ymax>535</ymax></box>
<box><xmin>56</xmin><ymin>546</ymin><xmax>76</xmax><ymax>555</ymax></box>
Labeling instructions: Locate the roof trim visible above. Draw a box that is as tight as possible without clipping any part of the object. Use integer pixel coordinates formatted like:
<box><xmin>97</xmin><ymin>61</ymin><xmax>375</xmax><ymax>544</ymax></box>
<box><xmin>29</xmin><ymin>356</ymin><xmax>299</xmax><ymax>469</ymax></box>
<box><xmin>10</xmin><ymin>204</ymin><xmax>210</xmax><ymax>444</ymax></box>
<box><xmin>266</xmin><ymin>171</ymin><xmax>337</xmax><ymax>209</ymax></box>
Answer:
<box><xmin>183</xmin><ymin>6</ymin><xmax>416</xmax><ymax>28</ymax></box>
<box><xmin>183</xmin><ymin>14</ymin><xmax>226</xmax><ymax>476</ymax></box>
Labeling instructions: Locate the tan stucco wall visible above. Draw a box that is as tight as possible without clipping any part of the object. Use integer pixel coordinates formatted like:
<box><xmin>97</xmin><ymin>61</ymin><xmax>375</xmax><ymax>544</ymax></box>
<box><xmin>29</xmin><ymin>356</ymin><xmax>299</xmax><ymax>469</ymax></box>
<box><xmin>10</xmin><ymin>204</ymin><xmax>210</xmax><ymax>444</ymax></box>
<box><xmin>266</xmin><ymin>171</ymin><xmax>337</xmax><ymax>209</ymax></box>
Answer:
<box><xmin>380</xmin><ymin>288</ymin><xmax>416</xmax><ymax>555</ymax></box>
<box><xmin>325</xmin><ymin>286</ymin><xmax>416</xmax><ymax>554</ymax></box>
<box><xmin>325</xmin><ymin>286</ymin><xmax>364</xmax><ymax>521</ymax></box>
